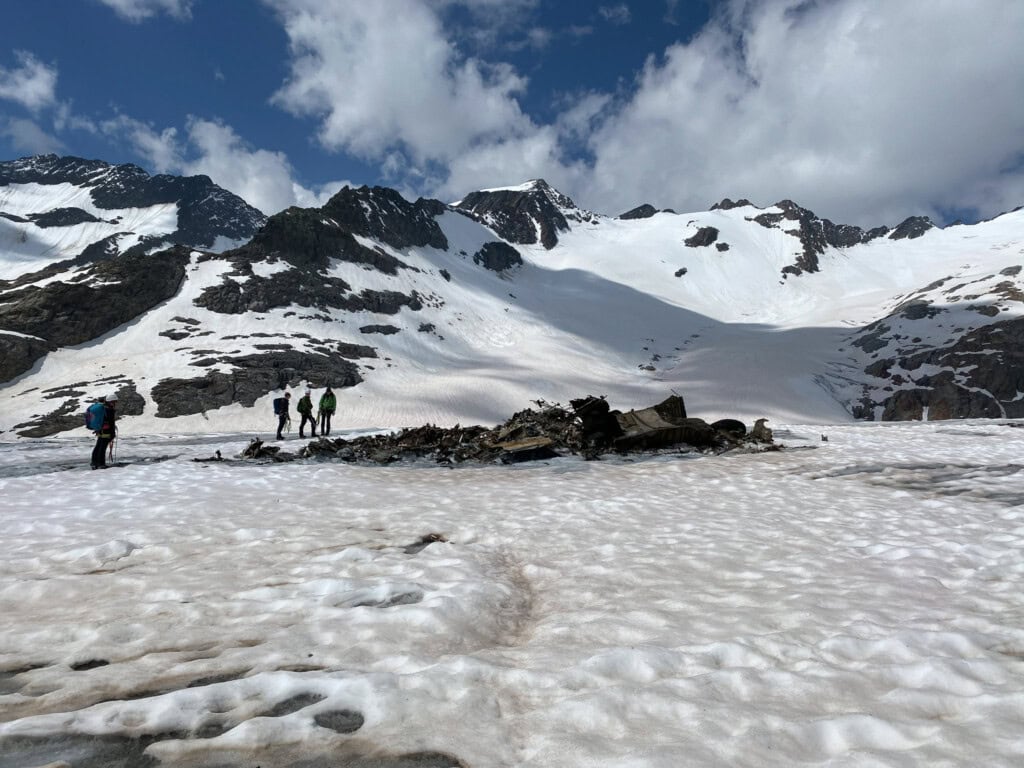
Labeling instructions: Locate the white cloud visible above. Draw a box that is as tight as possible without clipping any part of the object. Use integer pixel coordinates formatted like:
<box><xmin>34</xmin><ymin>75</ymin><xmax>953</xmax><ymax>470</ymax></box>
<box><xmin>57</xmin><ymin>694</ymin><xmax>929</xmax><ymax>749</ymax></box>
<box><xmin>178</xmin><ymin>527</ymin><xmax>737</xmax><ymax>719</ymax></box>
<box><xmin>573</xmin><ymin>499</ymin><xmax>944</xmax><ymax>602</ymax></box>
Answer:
<box><xmin>260</xmin><ymin>0</ymin><xmax>1024</xmax><ymax>226</ymax></box>
<box><xmin>599</xmin><ymin>4</ymin><xmax>631</xmax><ymax>25</ymax></box>
<box><xmin>579</xmin><ymin>0</ymin><xmax>1024</xmax><ymax>225</ymax></box>
<box><xmin>181</xmin><ymin>118</ymin><xmax>332</xmax><ymax>213</ymax></box>
<box><xmin>0</xmin><ymin>51</ymin><xmax>58</xmax><ymax>112</ymax></box>
<box><xmin>101</xmin><ymin>114</ymin><xmax>182</xmax><ymax>172</ymax></box>
<box><xmin>1</xmin><ymin>117</ymin><xmax>64</xmax><ymax>155</ymax></box>
<box><xmin>96</xmin><ymin>0</ymin><xmax>193</xmax><ymax>22</ymax></box>
<box><xmin>269</xmin><ymin>0</ymin><xmax>535</xmax><ymax>167</ymax></box>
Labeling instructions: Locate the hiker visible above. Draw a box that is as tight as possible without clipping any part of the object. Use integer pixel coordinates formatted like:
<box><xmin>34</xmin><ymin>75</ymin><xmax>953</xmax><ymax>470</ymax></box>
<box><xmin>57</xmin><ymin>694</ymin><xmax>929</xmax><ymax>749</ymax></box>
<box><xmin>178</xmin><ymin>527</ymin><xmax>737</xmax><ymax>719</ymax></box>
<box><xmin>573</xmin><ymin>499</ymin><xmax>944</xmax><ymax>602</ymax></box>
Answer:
<box><xmin>318</xmin><ymin>386</ymin><xmax>336</xmax><ymax>436</ymax></box>
<box><xmin>90</xmin><ymin>393</ymin><xmax>117</xmax><ymax>469</ymax></box>
<box><xmin>273</xmin><ymin>391</ymin><xmax>291</xmax><ymax>439</ymax></box>
<box><xmin>297</xmin><ymin>388</ymin><xmax>317</xmax><ymax>438</ymax></box>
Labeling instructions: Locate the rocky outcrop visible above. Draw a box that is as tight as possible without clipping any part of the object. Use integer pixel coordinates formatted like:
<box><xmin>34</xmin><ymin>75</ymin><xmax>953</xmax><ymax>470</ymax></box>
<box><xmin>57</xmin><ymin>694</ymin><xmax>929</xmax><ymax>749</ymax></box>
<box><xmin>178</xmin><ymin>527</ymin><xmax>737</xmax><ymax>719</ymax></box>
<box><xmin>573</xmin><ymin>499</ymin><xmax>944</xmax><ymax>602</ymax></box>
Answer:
<box><xmin>619</xmin><ymin>204</ymin><xmax>659</xmax><ymax>220</ymax></box>
<box><xmin>0</xmin><ymin>333</ymin><xmax>53</xmax><ymax>383</ymax></box>
<box><xmin>684</xmin><ymin>226</ymin><xmax>719</xmax><ymax>247</ymax></box>
<box><xmin>0</xmin><ymin>247</ymin><xmax>190</xmax><ymax>382</ymax></box>
<box><xmin>150</xmin><ymin>351</ymin><xmax>364</xmax><ymax>418</ymax></box>
<box><xmin>749</xmin><ymin>200</ymin><xmax>900</xmax><ymax>277</ymax></box>
<box><xmin>889</xmin><ymin>215</ymin><xmax>934</xmax><ymax>240</ymax></box>
<box><xmin>710</xmin><ymin>198</ymin><xmax>753</xmax><ymax>210</ymax></box>
<box><xmin>317</xmin><ymin>185</ymin><xmax>448</xmax><ymax>251</ymax></box>
<box><xmin>27</xmin><ymin>207</ymin><xmax>102</xmax><ymax>228</ymax></box>
<box><xmin>12</xmin><ymin>380</ymin><xmax>145</xmax><ymax>437</ymax></box>
<box><xmin>852</xmin><ymin>318</ymin><xmax>1024</xmax><ymax>420</ymax></box>
<box><xmin>473</xmin><ymin>241</ymin><xmax>523</xmax><ymax>272</ymax></box>
<box><xmin>455</xmin><ymin>179</ymin><xmax>587</xmax><ymax>249</ymax></box>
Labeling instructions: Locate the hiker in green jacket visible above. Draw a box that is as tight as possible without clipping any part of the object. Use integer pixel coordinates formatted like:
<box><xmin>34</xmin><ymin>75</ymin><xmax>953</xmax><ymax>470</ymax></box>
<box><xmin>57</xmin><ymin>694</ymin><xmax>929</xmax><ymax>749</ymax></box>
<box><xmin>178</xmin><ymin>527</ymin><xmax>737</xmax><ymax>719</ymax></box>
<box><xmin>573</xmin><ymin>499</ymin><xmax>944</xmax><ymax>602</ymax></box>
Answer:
<box><xmin>318</xmin><ymin>386</ymin><xmax>337</xmax><ymax>436</ymax></box>
<box><xmin>297</xmin><ymin>388</ymin><xmax>317</xmax><ymax>438</ymax></box>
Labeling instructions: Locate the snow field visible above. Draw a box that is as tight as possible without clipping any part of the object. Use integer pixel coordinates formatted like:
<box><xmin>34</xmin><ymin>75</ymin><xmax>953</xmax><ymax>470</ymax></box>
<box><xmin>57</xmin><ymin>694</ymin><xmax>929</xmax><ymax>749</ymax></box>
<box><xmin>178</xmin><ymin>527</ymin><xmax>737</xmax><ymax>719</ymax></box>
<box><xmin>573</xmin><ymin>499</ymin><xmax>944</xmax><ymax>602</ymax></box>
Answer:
<box><xmin>1</xmin><ymin>421</ymin><xmax>1023</xmax><ymax>766</ymax></box>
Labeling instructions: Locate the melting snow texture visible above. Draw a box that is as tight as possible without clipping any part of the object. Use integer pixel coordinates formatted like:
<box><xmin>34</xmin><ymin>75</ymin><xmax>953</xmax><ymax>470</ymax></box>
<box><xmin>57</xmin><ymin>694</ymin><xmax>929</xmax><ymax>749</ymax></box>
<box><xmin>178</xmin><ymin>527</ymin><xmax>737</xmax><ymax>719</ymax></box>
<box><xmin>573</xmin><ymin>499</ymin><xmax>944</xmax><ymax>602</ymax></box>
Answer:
<box><xmin>1</xmin><ymin>422</ymin><xmax>1023</xmax><ymax>766</ymax></box>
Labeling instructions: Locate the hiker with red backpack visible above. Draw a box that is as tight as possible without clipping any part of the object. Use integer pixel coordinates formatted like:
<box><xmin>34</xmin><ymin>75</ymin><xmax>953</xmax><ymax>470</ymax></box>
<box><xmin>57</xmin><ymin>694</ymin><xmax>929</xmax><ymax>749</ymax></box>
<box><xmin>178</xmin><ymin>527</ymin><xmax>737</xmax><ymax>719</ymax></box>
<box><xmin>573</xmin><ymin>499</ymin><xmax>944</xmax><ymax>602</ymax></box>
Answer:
<box><xmin>87</xmin><ymin>393</ymin><xmax>117</xmax><ymax>469</ymax></box>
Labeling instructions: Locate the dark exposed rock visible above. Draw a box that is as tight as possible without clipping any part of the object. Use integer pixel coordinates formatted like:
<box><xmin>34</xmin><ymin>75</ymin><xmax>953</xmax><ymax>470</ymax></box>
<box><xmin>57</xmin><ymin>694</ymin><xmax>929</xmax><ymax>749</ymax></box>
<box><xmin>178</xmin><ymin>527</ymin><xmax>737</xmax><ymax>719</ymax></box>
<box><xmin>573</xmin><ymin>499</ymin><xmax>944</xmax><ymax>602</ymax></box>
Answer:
<box><xmin>319</xmin><ymin>185</ymin><xmax>448</xmax><ymax>251</ymax></box>
<box><xmin>159</xmin><ymin>329</ymin><xmax>191</xmax><ymax>341</ymax></box>
<box><xmin>898</xmin><ymin>300</ymin><xmax>945</xmax><ymax>320</ymax></box>
<box><xmin>194</xmin><ymin>265</ymin><xmax>422</xmax><ymax>316</ymax></box>
<box><xmin>852</xmin><ymin>322</ymin><xmax>892</xmax><ymax>353</ymax></box>
<box><xmin>888</xmin><ymin>215</ymin><xmax>934</xmax><ymax>240</ymax></box>
<box><xmin>230</xmin><ymin>209</ymin><xmax>409</xmax><ymax>274</ymax></box>
<box><xmin>684</xmin><ymin>226</ymin><xmax>719</xmax><ymax>247</ymax></box>
<box><xmin>0</xmin><ymin>333</ymin><xmax>54</xmax><ymax>383</ymax></box>
<box><xmin>748</xmin><ymin>199</ymin><xmax>931</xmax><ymax>277</ymax></box>
<box><xmin>619</xmin><ymin>204</ymin><xmax>658</xmax><ymax>220</ymax></box>
<box><xmin>150</xmin><ymin>351</ymin><xmax>364</xmax><ymax>418</ymax></box>
<box><xmin>455</xmin><ymin>179</ymin><xmax>578</xmax><ymax>249</ymax></box>
<box><xmin>13</xmin><ymin>381</ymin><xmax>145</xmax><ymax>437</ymax></box>
<box><xmin>27</xmin><ymin>207</ymin><xmax>102</xmax><ymax>228</ymax></box>
<box><xmin>0</xmin><ymin>248</ymin><xmax>190</xmax><ymax>383</ymax></box>
<box><xmin>710</xmin><ymin>198</ymin><xmax>753</xmax><ymax>210</ymax></box>
<box><xmin>473</xmin><ymin>241</ymin><xmax>523</xmax><ymax>271</ymax></box>
<box><xmin>674</xmin><ymin>267</ymin><xmax>688</xmax><ymax>277</ymax></box>
<box><xmin>853</xmin><ymin>317</ymin><xmax>1024</xmax><ymax>420</ymax></box>
<box><xmin>716</xmin><ymin>242</ymin><xmax>730</xmax><ymax>252</ymax></box>
<box><xmin>360</xmin><ymin>324</ymin><xmax>400</xmax><ymax>335</ymax></box>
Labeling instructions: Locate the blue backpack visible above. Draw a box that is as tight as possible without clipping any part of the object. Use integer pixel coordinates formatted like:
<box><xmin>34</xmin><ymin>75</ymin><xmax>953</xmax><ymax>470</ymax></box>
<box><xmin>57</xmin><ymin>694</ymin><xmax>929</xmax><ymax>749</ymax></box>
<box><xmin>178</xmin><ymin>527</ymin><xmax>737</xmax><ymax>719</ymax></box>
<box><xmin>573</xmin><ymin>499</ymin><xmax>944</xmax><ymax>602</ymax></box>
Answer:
<box><xmin>85</xmin><ymin>402</ymin><xmax>105</xmax><ymax>430</ymax></box>
<box><xmin>273</xmin><ymin>397</ymin><xmax>287</xmax><ymax>415</ymax></box>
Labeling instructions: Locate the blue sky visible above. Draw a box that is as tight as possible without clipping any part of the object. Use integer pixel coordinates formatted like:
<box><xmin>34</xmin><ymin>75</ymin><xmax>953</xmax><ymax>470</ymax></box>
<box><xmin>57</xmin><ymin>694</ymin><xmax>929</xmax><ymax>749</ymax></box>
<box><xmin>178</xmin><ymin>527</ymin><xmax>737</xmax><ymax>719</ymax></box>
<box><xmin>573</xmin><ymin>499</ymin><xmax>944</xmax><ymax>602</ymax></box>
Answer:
<box><xmin>1</xmin><ymin>0</ymin><xmax>1023</xmax><ymax>228</ymax></box>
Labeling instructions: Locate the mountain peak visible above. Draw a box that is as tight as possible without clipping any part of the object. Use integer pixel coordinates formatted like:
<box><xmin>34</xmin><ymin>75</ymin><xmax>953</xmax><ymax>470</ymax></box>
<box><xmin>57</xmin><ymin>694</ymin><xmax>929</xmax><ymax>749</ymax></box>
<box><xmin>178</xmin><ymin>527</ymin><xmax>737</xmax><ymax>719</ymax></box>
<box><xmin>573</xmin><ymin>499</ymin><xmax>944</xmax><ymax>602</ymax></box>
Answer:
<box><xmin>454</xmin><ymin>179</ymin><xmax>592</xmax><ymax>249</ymax></box>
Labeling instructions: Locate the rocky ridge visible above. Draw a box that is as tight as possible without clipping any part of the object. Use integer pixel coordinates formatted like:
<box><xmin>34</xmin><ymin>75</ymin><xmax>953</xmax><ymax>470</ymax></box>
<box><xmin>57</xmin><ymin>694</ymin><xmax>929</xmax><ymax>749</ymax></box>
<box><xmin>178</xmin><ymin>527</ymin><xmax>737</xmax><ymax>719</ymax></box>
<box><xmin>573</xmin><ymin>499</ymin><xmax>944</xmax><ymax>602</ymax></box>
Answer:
<box><xmin>0</xmin><ymin>154</ymin><xmax>267</xmax><ymax>251</ymax></box>
<box><xmin>1</xmin><ymin>155</ymin><xmax>1022</xmax><ymax>435</ymax></box>
<box><xmin>454</xmin><ymin>179</ymin><xmax>597</xmax><ymax>249</ymax></box>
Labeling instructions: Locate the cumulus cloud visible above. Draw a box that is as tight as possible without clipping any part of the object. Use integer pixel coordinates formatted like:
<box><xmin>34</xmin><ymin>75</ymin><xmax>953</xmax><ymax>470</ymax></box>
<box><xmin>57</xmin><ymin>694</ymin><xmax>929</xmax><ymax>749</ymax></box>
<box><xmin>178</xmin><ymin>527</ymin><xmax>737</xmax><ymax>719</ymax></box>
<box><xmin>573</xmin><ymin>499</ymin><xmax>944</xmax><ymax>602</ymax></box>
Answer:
<box><xmin>0</xmin><ymin>51</ymin><xmax>58</xmax><ymax>112</ymax></box>
<box><xmin>582</xmin><ymin>0</ymin><xmax>1024</xmax><ymax>224</ymax></box>
<box><xmin>96</xmin><ymin>0</ymin><xmax>193</xmax><ymax>22</ymax></box>
<box><xmin>101</xmin><ymin>114</ymin><xmax>182</xmax><ymax>172</ymax></box>
<box><xmin>260</xmin><ymin>0</ymin><xmax>1023</xmax><ymax>226</ymax></box>
<box><xmin>269</xmin><ymin>0</ymin><xmax>536</xmax><ymax>169</ymax></box>
<box><xmin>1</xmin><ymin>117</ymin><xmax>64</xmax><ymax>155</ymax></box>
<box><xmin>100</xmin><ymin>113</ymin><xmax>346</xmax><ymax>214</ymax></box>
<box><xmin>181</xmin><ymin>118</ymin><xmax>348</xmax><ymax>213</ymax></box>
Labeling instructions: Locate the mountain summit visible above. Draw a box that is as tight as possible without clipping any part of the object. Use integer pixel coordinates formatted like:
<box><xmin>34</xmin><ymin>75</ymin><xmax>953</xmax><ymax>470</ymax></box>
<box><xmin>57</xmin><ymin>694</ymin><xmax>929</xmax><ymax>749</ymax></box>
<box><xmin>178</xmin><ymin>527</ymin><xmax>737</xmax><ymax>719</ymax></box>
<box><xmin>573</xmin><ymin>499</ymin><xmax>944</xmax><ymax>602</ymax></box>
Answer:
<box><xmin>454</xmin><ymin>179</ymin><xmax>597</xmax><ymax>249</ymax></box>
<box><xmin>0</xmin><ymin>154</ymin><xmax>267</xmax><ymax>277</ymax></box>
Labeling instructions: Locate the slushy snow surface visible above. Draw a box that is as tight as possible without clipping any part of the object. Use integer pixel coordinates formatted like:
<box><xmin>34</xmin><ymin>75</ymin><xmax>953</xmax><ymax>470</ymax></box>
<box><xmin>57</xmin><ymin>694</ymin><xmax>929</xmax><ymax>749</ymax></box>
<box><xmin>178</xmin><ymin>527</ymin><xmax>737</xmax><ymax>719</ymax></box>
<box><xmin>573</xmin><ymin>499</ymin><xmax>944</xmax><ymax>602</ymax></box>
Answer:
<box><xmin>1</xmin><ymin>422</ymin><xmax>1023</xmax><ymax>766</ymax></box>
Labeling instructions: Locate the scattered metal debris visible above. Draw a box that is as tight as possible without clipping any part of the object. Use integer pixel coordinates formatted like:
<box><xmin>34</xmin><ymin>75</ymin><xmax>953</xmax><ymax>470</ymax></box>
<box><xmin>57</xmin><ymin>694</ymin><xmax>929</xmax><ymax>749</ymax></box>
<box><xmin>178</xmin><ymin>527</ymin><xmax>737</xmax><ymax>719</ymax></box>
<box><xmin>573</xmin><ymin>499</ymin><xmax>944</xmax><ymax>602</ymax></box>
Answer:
<box><xmin>258</xmin><ymin>394</ymin><xmax>779</xmax><ymax>466</ymax></box>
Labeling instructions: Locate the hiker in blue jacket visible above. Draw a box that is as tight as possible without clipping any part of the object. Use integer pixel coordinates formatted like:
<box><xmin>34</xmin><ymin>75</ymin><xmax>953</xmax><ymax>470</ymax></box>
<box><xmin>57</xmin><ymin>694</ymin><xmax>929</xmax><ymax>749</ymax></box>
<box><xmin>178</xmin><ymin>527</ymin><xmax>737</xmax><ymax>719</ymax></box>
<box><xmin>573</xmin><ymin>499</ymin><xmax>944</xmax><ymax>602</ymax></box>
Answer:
<box><xmin>90</xmin><ymin>393</ymin><xmax>117</xmax><ymax>469</ymax></box>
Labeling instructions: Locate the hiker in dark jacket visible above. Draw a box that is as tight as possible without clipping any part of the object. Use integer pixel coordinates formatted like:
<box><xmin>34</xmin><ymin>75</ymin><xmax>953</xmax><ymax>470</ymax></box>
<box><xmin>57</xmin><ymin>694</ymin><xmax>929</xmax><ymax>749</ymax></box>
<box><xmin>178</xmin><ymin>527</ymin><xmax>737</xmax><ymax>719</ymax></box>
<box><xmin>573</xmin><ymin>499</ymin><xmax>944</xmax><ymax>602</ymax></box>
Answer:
<box><xmin>91</xmin><ymin>393</ymin><xmax>117</xmax><ymax>469</ymax></box>
<box><xmin>318</xmin><ymin>386</ymin><xmax>336</xmax><ymax>436</ymax></box>
<box><xmin>274</xmin><ymin>391</ymin><xmax>291</xmax><ymax>439</ymax></box>
<box><xmin>297</xmin><ymin>388</ymin><xmax>317</xmax><ymax>438</ymax></box>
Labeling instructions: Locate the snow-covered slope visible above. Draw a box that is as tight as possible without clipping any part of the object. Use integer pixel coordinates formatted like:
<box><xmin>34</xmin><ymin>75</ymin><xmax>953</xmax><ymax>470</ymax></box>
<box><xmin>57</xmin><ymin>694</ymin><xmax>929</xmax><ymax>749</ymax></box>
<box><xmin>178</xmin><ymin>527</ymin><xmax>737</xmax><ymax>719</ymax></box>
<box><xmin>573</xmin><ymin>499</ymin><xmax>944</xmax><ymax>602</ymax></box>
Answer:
<box><xmin>0</xmin><ymin>170</ymin><xmax>1022</xmax><ymax>438</ymax></box>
